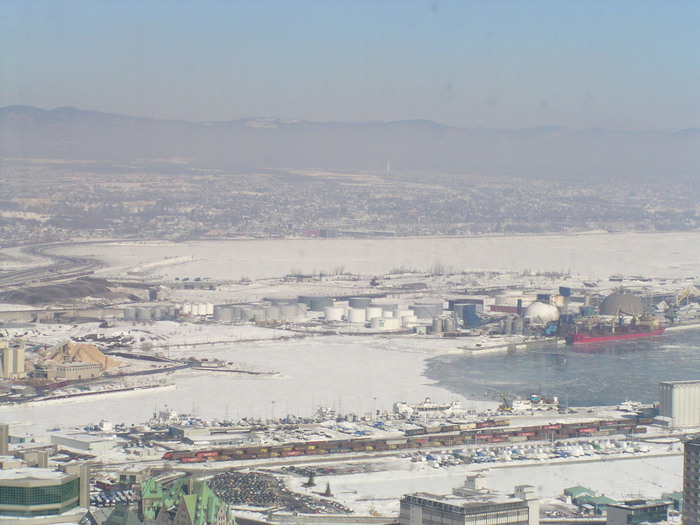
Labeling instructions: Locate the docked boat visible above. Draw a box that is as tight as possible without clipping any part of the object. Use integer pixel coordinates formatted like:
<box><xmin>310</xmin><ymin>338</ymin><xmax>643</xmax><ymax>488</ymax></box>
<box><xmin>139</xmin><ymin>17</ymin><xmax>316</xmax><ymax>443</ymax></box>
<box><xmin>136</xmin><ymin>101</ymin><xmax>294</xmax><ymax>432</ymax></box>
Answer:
<box><xmin>568</xmin><ymin>327</ymin><xmax>665</xmax><ymax>344</ymax></box>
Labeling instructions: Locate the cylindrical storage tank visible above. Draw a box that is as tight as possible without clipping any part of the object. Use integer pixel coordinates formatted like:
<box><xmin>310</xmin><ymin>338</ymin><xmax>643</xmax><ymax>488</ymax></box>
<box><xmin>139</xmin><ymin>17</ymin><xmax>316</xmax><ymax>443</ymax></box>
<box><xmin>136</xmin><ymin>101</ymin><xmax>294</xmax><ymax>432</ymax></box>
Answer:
<box><xmin>370</xmin><ymin>317</ymin><xmax>402</xmax><ymax>330</ymax></box>
<box><xmin>136</xmin><ymin>307</ymin><xmax>152</xmax><ymax>321</ymax></box>
<box><xmin>401</xmin><ymin>315</ymin><xmax>418</xmax><ymax>326</ymax></box>
<box><xmin>280</xmin><ymin>304</ymin><xmax>298</xmax><ymax>320</ymax></box>
<box><xmin>443</xmin><ymin>317</ymin><xmax>456</xmax><ymax>332</ymax></box>
<box><xmin>228</xmin><ymin>306</ymin><xmax>241</xmax><ymax>320</ymax></box>
<box><xmin>462</xmin><ymin>304</ymin><xmax>482</xmax><ymax>327</ymax></box>
<box><xmin>296</xmin><ymin>303</ymin><xmax>308</xmax><ymax>316</ymax></box>
<box><xmin>181</xmin><ymin>303</ymin><xmax>192</xmax><ymax>315</ymax></box>
<box><xmin>206</xmin><ymin>303</ymin><xmax>214</xmax><ymax>315</ymax></box>
<box><xmin>194</xmin><ymin>303</ymin><xmax>204</xmax><ymax>316</ymax></box>
<box><xmin>220</xmin><ymin>307</ymin><xmax>234</xmax><ymax>322</ymax></box>
<box><xmin>395</xmin><ymin>309</ymin><xmax>413</xmax><ymax>319</ymax></box>
<box><xmin>347</xmin><ymin>308</ymin><xmax>367</xmax><ymax>323</ymax></box>
<box><xmin>309</xmin><ymin>297</ymin><xmax>334</xmax><ymax>311</ymax></box>
<box><xmin>242</xmin><ymin>308</ymin><xmax>264</xmax><ymax>321</ymax></box>
<box><xmin>348</xmin><ymin>297</ymin><xmax>372</xmax><ymax>309</ymax></box>
<box><xmin>153</xmin><ymin>307</ymin><xmax>164</xmax><ymax>320</ymax></box>
<box><xmin>432</xmin><ymin>318</ymin><xmax>443</xmax><ymax>333</ymax></box>
<box><xmin>265</xmin><ymin>306</ymin><xmax>281</xmax><ymax>321</ymax></box>
<box><xmin>412</xmin><ymin>303</ymin><xmax>443</xmax><ymax>319</ymax></box>
<box><xmin>324</xmin><ymin>306</ymin><xmax>345</xmax><ymax>321</ymax></box>
<box><xmin>240</xmin><ymin>307</ymin><xmax>255</xmax><ymax>321</ymax></box>
<box><xmin>123</xmin><ymin>307</ymin><xmax>137</xmax><ymax>320</ymax></box>
<box><xmin>382</xmin><ymin>308</ymin><xmax>395</xmax><ymax>318</ymax></box>
<box><xmin>504</xmin><ymin>317</ymin><xmax>513</xmax><ymax>335</ymax></box>
<box><xmin>365</xmin><ymin>306</ymin><xmax>383</xmax><ymax>320</ymax></box>
<box><xmin>513</xmin><ymin>317</ymin><xmax>524</xmax><ymax>335</ymax></box>
<box><xmin>167</xmin><ymin>306</ymin><xmax>177</xmax><ymax>318</ymax></box>
<box><xmin>213</xmin><ymin>306</ymin><xmax>224</xmax><ymax>321</ymax></box>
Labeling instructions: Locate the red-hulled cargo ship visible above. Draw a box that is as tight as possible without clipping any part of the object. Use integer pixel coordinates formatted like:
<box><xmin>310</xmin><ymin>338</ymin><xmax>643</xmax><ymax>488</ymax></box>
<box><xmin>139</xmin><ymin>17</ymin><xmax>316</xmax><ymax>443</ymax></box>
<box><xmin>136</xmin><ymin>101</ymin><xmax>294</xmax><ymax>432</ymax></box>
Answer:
<box><xmin>567</xmin><ymin>327</ymin><xmax>665</xmax><ymax>344</ymax></box>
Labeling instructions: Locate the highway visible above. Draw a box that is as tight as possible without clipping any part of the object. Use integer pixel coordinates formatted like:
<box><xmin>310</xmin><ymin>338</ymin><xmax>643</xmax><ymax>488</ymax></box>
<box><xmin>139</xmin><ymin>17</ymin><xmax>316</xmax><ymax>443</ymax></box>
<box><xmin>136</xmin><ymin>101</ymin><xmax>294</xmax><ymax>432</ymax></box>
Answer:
<box><xmin>0</xmin><ymin>242</ymin><xmax>104</xmax><ymax>289</ymax></box>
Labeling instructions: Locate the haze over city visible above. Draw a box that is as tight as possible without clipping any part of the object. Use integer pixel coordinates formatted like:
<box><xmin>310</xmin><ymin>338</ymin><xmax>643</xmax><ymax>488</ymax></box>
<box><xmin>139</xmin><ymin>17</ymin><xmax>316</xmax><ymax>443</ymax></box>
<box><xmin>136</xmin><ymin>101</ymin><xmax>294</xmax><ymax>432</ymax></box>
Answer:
<box><xmin>2</xmin><ymin>1</ymin><xmax>700</xmax><ymax>130</ymax></box>
<box><xmin>1</xmin><ymin>3</ymin><xmax>700</xmax><ymax>525</ymax></box>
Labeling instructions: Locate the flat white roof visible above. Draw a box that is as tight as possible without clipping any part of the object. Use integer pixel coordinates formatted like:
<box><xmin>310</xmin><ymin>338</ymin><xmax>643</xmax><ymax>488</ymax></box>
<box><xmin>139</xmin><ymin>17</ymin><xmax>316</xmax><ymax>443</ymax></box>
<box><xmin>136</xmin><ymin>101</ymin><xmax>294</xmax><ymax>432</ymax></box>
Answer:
<box><xmin>0</xmin><ymin>467</ymin><xmax>69</xmax><ymax>481</ymax></box>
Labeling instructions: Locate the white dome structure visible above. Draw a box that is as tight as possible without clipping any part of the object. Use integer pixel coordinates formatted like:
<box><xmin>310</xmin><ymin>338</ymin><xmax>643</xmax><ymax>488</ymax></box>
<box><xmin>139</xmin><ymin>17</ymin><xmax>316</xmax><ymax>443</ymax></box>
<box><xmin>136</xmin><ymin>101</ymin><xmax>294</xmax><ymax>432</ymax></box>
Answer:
<box><xmin>524</xmin><ymin>302</ymin><xmax>560</xmax><ymax>325</ymax></box>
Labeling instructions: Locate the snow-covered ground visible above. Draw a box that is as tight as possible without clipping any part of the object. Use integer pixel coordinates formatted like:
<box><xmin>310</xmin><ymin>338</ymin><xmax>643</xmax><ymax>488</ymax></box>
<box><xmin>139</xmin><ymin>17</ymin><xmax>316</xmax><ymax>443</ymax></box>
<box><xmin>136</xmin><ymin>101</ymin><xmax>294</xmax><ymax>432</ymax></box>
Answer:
<box><xmin>283</xmin><ymin>451</ymin><xmax>682</xmax><ymax>516</ymax></box>
<box><xmin>51</xmin><ymin>231</ymin><xmax>700</xmax><ymax>281</ymax></box>
<box><xmin>0</xmin><ymin>332</ymin><xmax>497</xmax><ymax>434</ymax></box>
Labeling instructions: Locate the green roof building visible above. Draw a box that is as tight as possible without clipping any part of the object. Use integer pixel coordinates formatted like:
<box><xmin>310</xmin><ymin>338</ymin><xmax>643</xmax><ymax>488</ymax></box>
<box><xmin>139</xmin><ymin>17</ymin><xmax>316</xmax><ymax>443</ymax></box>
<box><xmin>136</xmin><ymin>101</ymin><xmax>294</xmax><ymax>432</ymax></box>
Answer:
<box><xmin>139</xmin><ymin>477</ymin><xmax>234</xmax><ymax>525</ymax></box>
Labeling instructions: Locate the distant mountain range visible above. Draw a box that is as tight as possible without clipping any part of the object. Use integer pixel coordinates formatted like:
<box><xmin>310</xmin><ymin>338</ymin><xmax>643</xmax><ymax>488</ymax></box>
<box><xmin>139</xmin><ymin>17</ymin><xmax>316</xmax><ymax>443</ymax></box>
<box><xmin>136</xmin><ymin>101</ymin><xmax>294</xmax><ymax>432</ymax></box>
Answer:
<box><xmin>1</xmin><ymin>105</ymin><xmax>698</xmax><ymax>180</ymax></box>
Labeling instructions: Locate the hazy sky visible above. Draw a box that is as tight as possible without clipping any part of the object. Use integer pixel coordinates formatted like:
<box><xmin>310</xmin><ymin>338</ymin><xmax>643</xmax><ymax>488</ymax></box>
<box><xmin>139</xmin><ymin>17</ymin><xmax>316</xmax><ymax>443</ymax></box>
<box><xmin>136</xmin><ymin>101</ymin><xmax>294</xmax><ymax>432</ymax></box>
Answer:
<box><xmin>2</xmin><ymin>1</ymin><xmax>699</xmax><ymax>130</ymax></box>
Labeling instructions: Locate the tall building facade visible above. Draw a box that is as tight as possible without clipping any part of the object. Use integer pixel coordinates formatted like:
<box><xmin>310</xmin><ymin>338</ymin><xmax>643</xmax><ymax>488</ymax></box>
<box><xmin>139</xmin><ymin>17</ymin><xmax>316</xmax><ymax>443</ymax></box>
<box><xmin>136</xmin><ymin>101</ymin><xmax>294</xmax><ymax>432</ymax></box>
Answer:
<box><xmin>684</xmin><ymin>438</ymin><xmax>700</xmax><ymax>525</ymax></box>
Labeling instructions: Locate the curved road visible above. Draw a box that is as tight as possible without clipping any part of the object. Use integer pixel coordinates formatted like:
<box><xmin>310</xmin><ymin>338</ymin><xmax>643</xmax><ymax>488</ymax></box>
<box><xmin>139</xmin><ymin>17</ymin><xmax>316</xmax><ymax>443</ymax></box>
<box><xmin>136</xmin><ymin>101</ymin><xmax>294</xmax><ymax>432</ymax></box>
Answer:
<box><xmin>0</xmin><ymin>242</ymin><xmax>105</xmax><ymax>289</ymax></box>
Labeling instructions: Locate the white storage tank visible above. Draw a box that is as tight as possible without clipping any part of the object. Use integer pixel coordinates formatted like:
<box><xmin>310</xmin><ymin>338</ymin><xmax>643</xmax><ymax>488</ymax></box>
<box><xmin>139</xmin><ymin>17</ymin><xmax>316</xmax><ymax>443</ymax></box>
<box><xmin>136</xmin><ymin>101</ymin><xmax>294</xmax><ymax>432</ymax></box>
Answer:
<box><xmin>167</xmin><ymin>306</ymin><xmax>178</xmax><ymax>318</ymax></box>
<box><xmin>365</xmin><ymin>306</ymin><xmax>383</xmax><ymax>320</ymax></box>
<box><xmin>324</xmin><ymin>306</ymin><xmax>345</xmax><ymax>321</ymax></box>
<box><xmin>401</xmin><ymin>315</ymin><xmax>418</xmax><ymax>326</ymax></box>
<box><xmin>206</xmin><ymin>303</ymin><xmax>214</xmax><ymax>315</ymax></box>
<box><xmin>443</xmin><ymin>317</ymin><xmax>456</xmax><ymax>332</ymax></box>
<box><xmin>280</xmin><ymin>304</ymin><xmax>298</xmax><ymax>320</ymax></box>
<box><xmin>432</xmin><ymin>318</ymin><xmax>443</xmax><ymax>333</ymax></box>
<box><xmin>194</xmin><ymin>303</ymin><xmax>206</xmax><ymax>316</ymax></box>
<box><xmin>265</xmin><ymin>306</ymin><xmax>281</xmax><ymax>321</ymax></box>
<box><xmin>370</xmin><ymin>317</ymin><xmax>402</xmax><ymax>330</ymax></box>
<box><xmin>123</xmin><ymin>307</ymin><xmax>137</xmax><ymax>320</ymax></box>
<box><xmin>395</xmin><ymin>309</ymin><xmax>413</xmax><ymax>319</ymax></box>
<box><xmin>182</xmin><ymin>303</ymin><xmax>192</xmax><ymax>315</ymax></box>
<box><xmin>347</xmin><ymin>308</ymin><xmax>367</xmax><ymax>323</ymax></box>
<box><xmin>382</xmin><ymin>308</ymin><xmax>395</xmax><ymax>318</ymax></box>
<box><xmin>136</xmin><ymin>307</ymin><xmax>152</xmax><ymax>321</ymax></box>
<box><xmin>153</xmin><ymin>307</ymin><xmax>164</xmax><ymax>320</ymax></box>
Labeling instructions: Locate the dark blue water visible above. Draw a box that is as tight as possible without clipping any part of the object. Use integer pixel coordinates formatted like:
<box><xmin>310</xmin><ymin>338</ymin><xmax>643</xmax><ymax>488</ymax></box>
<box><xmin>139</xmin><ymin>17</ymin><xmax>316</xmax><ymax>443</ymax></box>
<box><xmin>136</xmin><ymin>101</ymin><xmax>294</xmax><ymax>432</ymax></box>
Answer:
<box><xmin>425</xmin><ymin>328</ymin><xmax>700</xmax><ymax>406</ymax></box>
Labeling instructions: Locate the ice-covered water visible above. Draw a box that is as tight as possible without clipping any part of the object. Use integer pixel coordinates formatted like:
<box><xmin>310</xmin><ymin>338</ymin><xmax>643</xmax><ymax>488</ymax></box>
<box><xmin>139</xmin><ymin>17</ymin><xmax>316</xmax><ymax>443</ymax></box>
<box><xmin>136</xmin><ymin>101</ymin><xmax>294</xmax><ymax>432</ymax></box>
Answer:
<box><xmin>427</xmin><ymin>326</ymin><xmax>700</xmax><ymax>406</ymax></box>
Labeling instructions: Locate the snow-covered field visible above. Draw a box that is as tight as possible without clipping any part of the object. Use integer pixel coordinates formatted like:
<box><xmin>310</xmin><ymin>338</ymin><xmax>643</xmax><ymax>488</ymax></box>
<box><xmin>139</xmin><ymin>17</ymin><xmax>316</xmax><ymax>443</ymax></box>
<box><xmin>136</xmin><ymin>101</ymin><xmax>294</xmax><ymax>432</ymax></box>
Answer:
<box><xmin>52</xmin><ymin>231</ymin><xmax>700</xmax><ymax>281</ymax></box>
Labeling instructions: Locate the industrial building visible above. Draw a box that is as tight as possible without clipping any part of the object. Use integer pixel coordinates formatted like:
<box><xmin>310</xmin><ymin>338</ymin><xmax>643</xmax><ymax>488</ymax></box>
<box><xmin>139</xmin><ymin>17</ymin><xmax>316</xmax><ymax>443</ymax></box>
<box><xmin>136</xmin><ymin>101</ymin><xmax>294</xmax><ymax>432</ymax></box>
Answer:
<box><xmin>685</xmin><ymin>438</ymin><xmax>700</xmax><ymax>525</ymax></box>
<box><xmin>658</xmin><ymin>380</ymin><xmax>700</xmax><ymax>427</ymax></box>
<box><xmin>50</xmin><ymin>432</ymin><xmax>117</xmax><ymax>453</ymax></box>
<box><xmin>0</xmin><ymin>338</ymin><xmax>26</xmax><ymax>379</ymax></box>
<box><xmin>606</xmin><ymin>500</ymin><xmax>672</xmax><ymax>525</ymax></box>
<box><xmin>399</xmin><ymin>474</ymin><xmax>538</xmax><ymax>525</ymax></box>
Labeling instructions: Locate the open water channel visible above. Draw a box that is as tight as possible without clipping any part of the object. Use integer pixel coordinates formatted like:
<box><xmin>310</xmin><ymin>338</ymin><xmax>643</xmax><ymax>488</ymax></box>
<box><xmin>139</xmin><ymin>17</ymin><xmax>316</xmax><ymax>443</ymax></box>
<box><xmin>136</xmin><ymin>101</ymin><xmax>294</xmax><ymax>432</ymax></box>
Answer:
<box><xmin>427</xmin><ymin>326</ymin><xmax>700</xmax><ymax>407</ymax></box>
